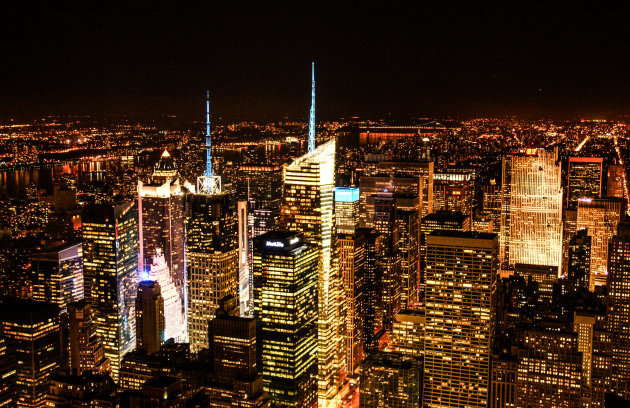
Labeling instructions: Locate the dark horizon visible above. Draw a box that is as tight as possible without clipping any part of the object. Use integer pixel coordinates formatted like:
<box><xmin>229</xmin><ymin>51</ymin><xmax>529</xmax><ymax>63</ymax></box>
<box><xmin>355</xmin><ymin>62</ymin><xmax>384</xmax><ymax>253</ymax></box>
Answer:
<box><xmin>3</xmin><ymin>3</ymin><xmax>630</xmax><ymax>123</ymax></box>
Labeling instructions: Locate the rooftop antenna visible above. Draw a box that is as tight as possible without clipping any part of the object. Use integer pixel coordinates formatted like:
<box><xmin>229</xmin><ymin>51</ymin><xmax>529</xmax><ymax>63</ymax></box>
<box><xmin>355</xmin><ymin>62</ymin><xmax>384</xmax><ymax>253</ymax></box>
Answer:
<box><xmin>308</xmin><ymin>62</ymin><xmax>315</xmax><ymax>153</ymax></box>
<box><xmin>204</xmin><ymin>90</ymin><xmax>213</xmax><ymax>177</ymax></box>
<box><xmin>197</xmin><ymin>90</ymin><xmax>221</xmax><ymax>194</ymax></box>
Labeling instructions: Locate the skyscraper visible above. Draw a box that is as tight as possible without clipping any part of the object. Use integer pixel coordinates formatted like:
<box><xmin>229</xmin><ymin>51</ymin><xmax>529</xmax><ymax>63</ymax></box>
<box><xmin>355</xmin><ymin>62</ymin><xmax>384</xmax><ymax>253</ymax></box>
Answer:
<box><xmin>146</xmin><ymin>251</ymin><xmax>183</xmax><ymax>342</ymax></box>
<box><xmin>396</xmin><ymin>209</ymin><xmax>420</xmax><ymax>309</ymax></box>
<box><xmin>0</xmin><ymin>298</ymin><xmax>61</xmax><ymax>408</ymax></box>
<box><xmin>567</xmin><ymin>157</ymin><xmax>603</xmax><ymax>209</ymax></box>
<box><xmin>82</xmin><ymin>201</ymin><xmax>139</xmax><ymax>381</ymax></box>
<box><xmin>137</xmin><ymin>151</ymin><xmax>186</xmax><ymax>328</ymax></box>
<box><xmin>135</xmin><ymin>280</ymin><xmax>165</xmax><ymax>354</ymax></box>
<box><xmin>281</xmin><ymin>139</ymin><xmax>345</xmax><ymax>403</ymax></box>
<box><xmin>335</xmin><ymin>187</ymin><xmax>360</xmax><ymax>235</ymax></box>
<box><xmin>607</xmin><ymin>164</ymin><xmax>626</xmax><ymax>199</ymax></box>
<box><xmin>253</xmin><ymin>231</ymin><xmax>318</xmax><ymax>407</ymax></box>
<box><xmin>424</xmin><ymin>231</ymin><xmax>498</xmax><ymax>408</ymax></box>
<box><xmin>68</xmin><ymin>300</ymin><xmax>110</xmax><ymax>375</ymax></box>
<box><xmin>185</xmin><ymin>191</ymin><xmax>238</xmax><ymax>353</ymax></box>
<box><xmin>566</xmin><ymin>228</ymin><xmax>591</xmax><ymax>292</ymax></box>
<box><xmin>433</xmin><ymin>168</ymin><xmax>475</xmax><ymax>218</ymax></box>
<box><xmin>576</xmin><ymin>197</ymin><xmax>625</xmax><ymax>290</ymax></box>
<box><xmin>32</xmin><ymin>242</ymin><xmax>84</xmax><ymax>314</ymax></box>
<box><xmin>338</xmin><ymin>232</ymin><xmax>365</xmax><ymax>373</ymax></box>
<box><xmin>607</xmin><ymin>230</ymin><xmax>630</xmax><ymax>399</ymax></box>
<box><xmin>358</xmin><ymin>228</ymin><xmax>385</xmax><ymax>353</ymax></box>
<box><xmin>500</xmin><ymin>147</ymin><xmax>563</xmax><ymax>274</ymax></box>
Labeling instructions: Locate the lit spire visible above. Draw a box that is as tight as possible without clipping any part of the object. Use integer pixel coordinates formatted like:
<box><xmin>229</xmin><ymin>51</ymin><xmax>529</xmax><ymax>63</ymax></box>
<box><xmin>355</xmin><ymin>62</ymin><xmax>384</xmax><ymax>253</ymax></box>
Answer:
<box><xmin>308</xmin><ymin>62</ymin><xmax>315</xmax><ymax>153</ymax></box>
<box><xmin>204</xmin><ymin>90</ymin><xmax>213</xmax><ymax>177</ymax></box>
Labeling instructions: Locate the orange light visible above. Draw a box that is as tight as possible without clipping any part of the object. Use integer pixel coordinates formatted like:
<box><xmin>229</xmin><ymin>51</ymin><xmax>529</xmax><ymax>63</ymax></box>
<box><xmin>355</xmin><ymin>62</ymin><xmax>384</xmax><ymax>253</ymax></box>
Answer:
<box><xmin>525</xmin><ymin>148</ymin><xmax>537</xmax><ymax>156</ymax></box>
<box><xmin>451</xmin><ymin>190</ymin><xmax>462</xmax><ymax>196</ymax></box>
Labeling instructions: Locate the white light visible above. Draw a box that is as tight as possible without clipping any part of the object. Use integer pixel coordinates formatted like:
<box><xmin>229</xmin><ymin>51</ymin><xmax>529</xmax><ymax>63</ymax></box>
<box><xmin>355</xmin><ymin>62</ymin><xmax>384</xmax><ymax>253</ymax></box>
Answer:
<box><xmin>265</xmin><ymin>241</ymin><xmax>284</xmax><ymax>248</ymax></box>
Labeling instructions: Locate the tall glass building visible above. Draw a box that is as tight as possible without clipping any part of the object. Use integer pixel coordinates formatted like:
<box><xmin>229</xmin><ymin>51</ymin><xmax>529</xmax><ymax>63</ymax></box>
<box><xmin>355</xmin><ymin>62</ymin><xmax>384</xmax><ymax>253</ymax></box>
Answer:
<box><xmin>253</xmin><ymin>231</ymin><xmax>318</xmax><ymax>407</ymax></box>
<box><xmin>185</xmin><ymin>191</ymin><xmax>238</xmax><ymax>353</ymax></box>
<box><xmin>137</xmin><ymin>151</ymin><xmax>186</xmax><ymax>330</ymax></box>
<box><xmin>82</xmin><ymin>201</ymin><xmax>139</xmax><ymax>381</ymax></box>
<box><xmin>281</xmin><ymin>139</ymin><xmax>345</xmax><ymax>403</ymax></box>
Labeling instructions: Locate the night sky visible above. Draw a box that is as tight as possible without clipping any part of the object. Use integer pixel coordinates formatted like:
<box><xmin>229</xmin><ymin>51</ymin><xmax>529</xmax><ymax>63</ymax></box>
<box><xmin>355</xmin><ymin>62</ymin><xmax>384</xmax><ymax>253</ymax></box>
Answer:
<box><xmin>2</xmin><ymin>2</ymin><xmax>630</xmax><ymax>122</ymax></box>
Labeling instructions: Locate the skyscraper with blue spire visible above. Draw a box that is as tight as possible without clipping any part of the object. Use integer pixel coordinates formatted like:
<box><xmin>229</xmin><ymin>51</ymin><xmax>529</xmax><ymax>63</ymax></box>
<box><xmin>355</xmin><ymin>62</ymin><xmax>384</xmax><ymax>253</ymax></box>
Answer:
<box><xmin>308</xmin><ymin>62</ymin><xmax>316</xmax><ymax>153</ymax></box>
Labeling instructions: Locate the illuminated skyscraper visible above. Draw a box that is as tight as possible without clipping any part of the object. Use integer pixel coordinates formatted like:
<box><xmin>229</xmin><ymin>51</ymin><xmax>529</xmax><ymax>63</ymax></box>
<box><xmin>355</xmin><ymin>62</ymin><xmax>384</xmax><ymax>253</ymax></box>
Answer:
<box><xmin>68</xmin><ymin>300</ymin><xmax>110</xmax><ymax>375</ymax></box>
<box><xmin>137</xmin><ymin>151</ymin><xmax>186</xmax><ymax>326</ymax></box>
<box><xmin>0</xmin><ymin>298</ymin><xmax>61</xmax><ymax>408</ymax></box>
<box><xmin>82</xmin><ymin>201</ymin><xmax>139</xmax><ymax>381</ymax></box>
<box><xmin>482</xmin><ymin>179</ymin><xmax>501</xmax><ymax>234</ymax></box>
<box><xmin>607</xmin><ymin>231</ymin><xmax>630</xmax><ymax>399</ymax></box>
<box><xmin>370</xmin><ymin>193</ymin><xmax>401</xmax><ymax>330</ymax></box>
<box><xmin>185</xmin><ymin>191</ymin><xmax>238</xmax><ymax>353</ymax></box>
<box><xmin>360</xmin><ymin>351</ymin><xmax>423</xmax><ymax>408</ymax></box>
<box><xmin>335</xmin><ymin>187</ymin><xmax>360</xmax><ymax>235</ymax></box>
<box><xmin>281</xmin><ymin>139</ymin><xmax>345</xmax><ymax>403</ymax></box>
<box><xmin>238</xmin><ymin>200</ymin><xmax>252</xmax><ymax>317</ymax></box>
<box><xmin>566</xmin><ymin>228</ymin><xmax>591</xmax><ymax>292</ymax></box>
<box><xmin>433</xmin><ymin>168</ymin><xmax>475</xmax><ymax>218</ymax></box>
<box><xmin>147</xmin><ymin>251</ymin><xmax>183</xmax><ymax>342</ymax></box>
<box><xmin>357</xmin><ymin>228</ymin><xmax>385</xmax><ymax>352</ymax></box>
<box><xmin>135</xmin><ymin>281</ymin><xmax>165</xmax><ymax>354</ymax></box>
<box><xmin>500</xmin><ymin>147</ymin><xmax>563</xmax><ymax>273</ymax></box>
<box><xmin>567</xmin><ymin>157</ymin><xmax>603</xmax><ymax>209</ymax></box>
<box><xmin>424</xmin><ymin>231</ymin><xmax>498</xmax><ymax>408</ymax></box>
<box><xmin>607</xmin><ymin>164</ymin><xmax>626</xmax><ymax>199</ymax></box>
<box><xmin>32</xmin><ymin>242</ymin><xmax>83</xmax><ymax>314</ymax></box>
<box><xmin>253</xmin><ymin>232</ymin><xmax>318</xmax><ymax>407</ymax></box>
<box><xmin>396</xmin><ymin>209</ymin><xmax>420</xmax><ymax>309</ymax></box>
<box><xmin>576</xmin><ymin>197</ymin><xmax>625</xmax><ymax>290</ymax></box>
<box><xmin>338</xmin><ymin>233</ymin><xmax>365</xmax><ymax>373</ymax></box>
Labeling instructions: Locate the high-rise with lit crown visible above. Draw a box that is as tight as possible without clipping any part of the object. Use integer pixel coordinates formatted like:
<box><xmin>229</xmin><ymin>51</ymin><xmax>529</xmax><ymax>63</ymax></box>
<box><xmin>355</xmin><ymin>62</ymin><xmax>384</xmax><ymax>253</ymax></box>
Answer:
<box><xmin>253</xmin><ymin>231</ymin><xmax>318</xmax><ymax>407</ymax></box>
<box><xmin>281</xmin><ymin>138</ymin><xmax>344</xmax><ymax>405</ymax></box>
<box><xmin>500</xmin><ymin>147</ymin><xmax>563</xmax><ymax>273</ymax></box>
<box><xmin>82</xmin><ymin>201</ymin><xmax>139</xmax><ymax>381</ymax></box>
<box><xmin>424</xmin><ymin>230</ymin><xmax>497</xmax><ymax>408</ymax></box>
<box><xmin>186</xmin><ymin>92</ymin><xmax>239</xmax><ymax>353</ymax></box>
<box><xmin>137</xmin><ymin>150</ymin><xmax>186</xmax><ymax>306</ymax></box>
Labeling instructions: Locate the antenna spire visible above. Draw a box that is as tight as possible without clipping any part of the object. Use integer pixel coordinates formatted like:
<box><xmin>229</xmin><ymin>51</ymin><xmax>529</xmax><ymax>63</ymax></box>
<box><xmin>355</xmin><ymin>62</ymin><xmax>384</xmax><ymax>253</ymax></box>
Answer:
<box><xmin>308</xmin><ymin>62</ymin><xmax>315</xmax><ymax>153</ymax></box>
<box><xmin>204</xmin><ymin>90</ymin><xmax>213</xmax><ymax>177</ymax></box>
